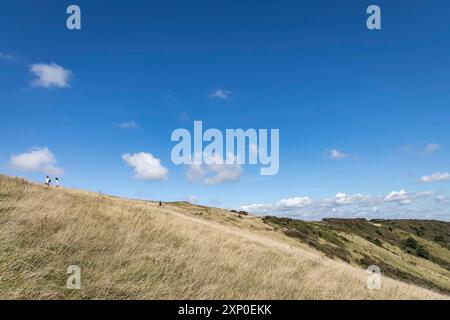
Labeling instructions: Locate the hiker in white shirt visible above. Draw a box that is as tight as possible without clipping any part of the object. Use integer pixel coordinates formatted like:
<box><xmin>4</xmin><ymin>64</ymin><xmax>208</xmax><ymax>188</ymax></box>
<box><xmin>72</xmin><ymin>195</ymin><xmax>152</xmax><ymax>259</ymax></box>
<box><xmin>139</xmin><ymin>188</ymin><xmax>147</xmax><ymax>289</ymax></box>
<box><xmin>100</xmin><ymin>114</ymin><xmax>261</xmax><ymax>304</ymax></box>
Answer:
<box><xmin>45</xmin><ymin>176</ymin><xmax>51</xmax><ymax>186</ymax></box>
<box><xmin>55</xmin><ymin>178</ymin><xmax>60</xmax><ymax>188</ymax></box>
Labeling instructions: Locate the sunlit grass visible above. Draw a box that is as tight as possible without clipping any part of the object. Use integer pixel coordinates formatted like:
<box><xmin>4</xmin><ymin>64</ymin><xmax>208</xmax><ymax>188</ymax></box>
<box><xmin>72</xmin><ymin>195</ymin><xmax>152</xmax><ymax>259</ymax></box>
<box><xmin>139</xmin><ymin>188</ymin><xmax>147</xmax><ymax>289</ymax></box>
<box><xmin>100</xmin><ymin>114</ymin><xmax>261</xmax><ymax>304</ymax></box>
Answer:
<box><xmin>0</xmin><ymin>174</ymin><xmax>446</xmax><ymax>299</ymax></box>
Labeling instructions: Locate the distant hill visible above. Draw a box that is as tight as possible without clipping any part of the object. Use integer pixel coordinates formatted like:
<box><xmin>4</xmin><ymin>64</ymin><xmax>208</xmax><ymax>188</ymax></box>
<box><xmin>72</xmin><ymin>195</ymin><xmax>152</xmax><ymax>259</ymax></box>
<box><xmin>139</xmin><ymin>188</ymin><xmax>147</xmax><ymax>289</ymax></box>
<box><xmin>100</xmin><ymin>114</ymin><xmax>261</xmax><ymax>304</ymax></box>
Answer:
<box><xmin>263</xmin><ymin>216</ymin><xmax>450</xmax><ymax>294</ymax></box>
<box><xmin>0</xmin><ymin>174</ymin><xmax>447</xmax><ymax>299</ymax></box>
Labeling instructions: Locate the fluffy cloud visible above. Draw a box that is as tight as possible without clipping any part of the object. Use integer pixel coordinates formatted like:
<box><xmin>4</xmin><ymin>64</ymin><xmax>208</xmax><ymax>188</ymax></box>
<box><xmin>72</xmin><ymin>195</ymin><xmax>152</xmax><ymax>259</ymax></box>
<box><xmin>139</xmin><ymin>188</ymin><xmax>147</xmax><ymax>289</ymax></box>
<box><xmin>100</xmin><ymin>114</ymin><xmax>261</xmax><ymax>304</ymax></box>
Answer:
<box><xmin>187</xmin><ymin>154</ymin><xmax>242</xmax><ymax>185</ymax></box>
<box><xmin>239</xmin><ymin>203</ymin><xmax>273</xmax><ymax>214</ymax></box>
<box><xmin>204</xmin><ymin>160</ymin><xmax>241</xmax><ymax>185</ymax></box>
<box><xmin>384</xmin><ymin>190</ymin><xmax>412</xmax><ymax>205</ymax></box>
<box><xmin>334</xmin><ymin>193</ymin><xmax>370</xmax><ymax>205</ymax></box>
<box><xmin>187</xmin><ymin>163</ymin><xmax>205</xmax><ymax>182</ymax></box>
<box><xmin>425</xmin><ymin>143</ymin><xmax>440</xmax><ymax>154</ymax></box>
<box><xmin>118</xmin><ymin>121</ymin><xmax>139</xmax><ymax>129</ymax></box>
<box><xmin>276</xmin><ymin>197</ymin><xmax>313</xmax><ymax>210</ymax></box>
<box><xmin>327</xmin><ymin>149</ymin><xmax>348</xmax><ymax>160</ymax></box>
<box><xmin>240</xmin><ymin>196</ymin><xmax>314</xmax><ymax>215</ymax></box>
<box><xmin>122</xmin><ymin>152</ymin><xmax>168</xmax><ymax>181</ymax></box>
<box><xmin>209</xmin><ymin>89</ymin><xmax>232</xmax><ymax>100</ymax></box>
<box><xmin>420</xmin><ymin>172</ymin><xmax>450</xmax><ymax>183</ymax></box>
<box><xmin>383</xmin><ymin>190</ymin><xmax>434</xmax><ymax>205</ymax></box>
<box><xmin>30</xmin><ymin>63</ymin><xmax>72</xmax><ymax>88</ymax></box>
<box><xmin>239</xmin><ymin>189</ymin><xmax>442</xmax><ymax>220</ymax></box>
<box><xmin>10</xmin><ymin>148</ymin><xmax>64</xmax><ymax>176</ymax></box>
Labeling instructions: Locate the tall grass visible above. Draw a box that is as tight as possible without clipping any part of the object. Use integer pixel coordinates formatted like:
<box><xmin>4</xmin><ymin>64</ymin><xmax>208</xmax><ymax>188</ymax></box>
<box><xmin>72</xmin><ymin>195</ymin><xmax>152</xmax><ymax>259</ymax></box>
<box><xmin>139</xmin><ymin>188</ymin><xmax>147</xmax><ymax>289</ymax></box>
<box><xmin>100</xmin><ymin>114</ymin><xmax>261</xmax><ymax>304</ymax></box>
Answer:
<box><xmin>0</xmin><ymin>175</ymin><xmax>446</xmax><ymax>299</ymax></box>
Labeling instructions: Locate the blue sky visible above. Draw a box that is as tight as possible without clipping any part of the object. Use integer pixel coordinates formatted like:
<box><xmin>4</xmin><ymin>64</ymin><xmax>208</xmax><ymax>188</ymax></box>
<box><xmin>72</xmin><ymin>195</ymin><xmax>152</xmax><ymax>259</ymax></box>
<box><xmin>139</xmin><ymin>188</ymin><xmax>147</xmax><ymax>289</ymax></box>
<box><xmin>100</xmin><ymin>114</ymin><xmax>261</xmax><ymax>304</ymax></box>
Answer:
<box><xmin>1</xmin><ymin>0</ymin><xmax>450</xmax><ymax>220</ymax></box>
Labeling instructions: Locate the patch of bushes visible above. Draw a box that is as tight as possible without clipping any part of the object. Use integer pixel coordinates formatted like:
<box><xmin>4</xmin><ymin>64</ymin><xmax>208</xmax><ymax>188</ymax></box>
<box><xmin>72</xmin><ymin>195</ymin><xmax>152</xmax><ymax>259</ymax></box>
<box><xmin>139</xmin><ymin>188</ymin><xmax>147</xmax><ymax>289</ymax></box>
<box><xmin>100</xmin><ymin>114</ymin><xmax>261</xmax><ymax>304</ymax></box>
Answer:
<box><xmin>264</xmin><ymin>216</ymin><xmax>450</xmax><ymax>294</ymax></box>
<box><xmin>373</xmin><ymin>219</ymin><xmax>450</xmax><ymax>251</ymax></box>
<box><xmin>416</xmin><ymin>246</ymin><xmax>430</xmax><ymax>259</ymax></box>
<box><xmin>358</xmin><ymin>254</ymin><xmax>450</xmax><ymax>295</ymax></box>
<box><xmin>405</xmin><ymin>237</ymin><xmax>418</xmax><ymax>249</ymax></box>
<box><xmin>322</xmin><ymin>218</ymin><xmax>402</xmax><ymax>250</ymax></box>
<box><xmin>263</xmin><ymin>216</ymin><xmax>351</xmax><ymax>262</ymax></box>
<box><xmin>404</xmin><ymin>237</ymin><xmax>430</xmax><ymax>260</ymax></box>
<box><xmin>373</xmin><ymin>239</ymin><xmax>383</xmax><ymax>247</ymax></box>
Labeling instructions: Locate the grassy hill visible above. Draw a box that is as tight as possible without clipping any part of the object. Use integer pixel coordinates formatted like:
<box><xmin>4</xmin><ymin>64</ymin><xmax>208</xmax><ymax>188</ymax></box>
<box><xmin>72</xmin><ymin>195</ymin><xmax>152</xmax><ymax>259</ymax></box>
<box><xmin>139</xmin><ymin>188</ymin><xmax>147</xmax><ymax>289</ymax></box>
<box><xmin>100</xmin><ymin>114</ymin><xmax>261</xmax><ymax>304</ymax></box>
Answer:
<box><xmin>0</xmin><ymin>174</ymin><xmax>448</xmax><ymax>299</ymax></box>
<box><xmin>264</xmin><ymin>217</ymin><xmax>450</xmax><ymax>295</ymax></box>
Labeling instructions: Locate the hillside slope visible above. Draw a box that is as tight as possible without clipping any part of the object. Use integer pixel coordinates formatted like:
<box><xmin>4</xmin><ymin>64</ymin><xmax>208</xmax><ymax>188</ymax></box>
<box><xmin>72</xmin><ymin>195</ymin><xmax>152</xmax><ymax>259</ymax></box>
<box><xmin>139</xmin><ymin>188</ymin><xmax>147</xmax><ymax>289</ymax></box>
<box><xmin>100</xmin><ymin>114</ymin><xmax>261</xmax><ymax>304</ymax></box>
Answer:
<box><xmin>0</xmin><ymin>174</ymin><xmax>447</xmax><ymax>299</ymax></box>
<box><xmin>264</xmin><ymin>217</ymin><xmax>450</xmax><ymax>294</ymax></box>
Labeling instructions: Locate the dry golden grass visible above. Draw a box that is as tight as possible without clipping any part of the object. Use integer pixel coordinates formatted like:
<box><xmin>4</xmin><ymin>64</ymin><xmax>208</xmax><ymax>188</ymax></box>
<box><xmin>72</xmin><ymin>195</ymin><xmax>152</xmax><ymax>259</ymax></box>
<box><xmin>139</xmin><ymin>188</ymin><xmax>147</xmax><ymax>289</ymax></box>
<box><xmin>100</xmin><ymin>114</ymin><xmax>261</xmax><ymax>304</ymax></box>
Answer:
<box><xmin>0</xmin><ymin>175</ymin><xmax>447</xmax><ymax>299</ymax></box>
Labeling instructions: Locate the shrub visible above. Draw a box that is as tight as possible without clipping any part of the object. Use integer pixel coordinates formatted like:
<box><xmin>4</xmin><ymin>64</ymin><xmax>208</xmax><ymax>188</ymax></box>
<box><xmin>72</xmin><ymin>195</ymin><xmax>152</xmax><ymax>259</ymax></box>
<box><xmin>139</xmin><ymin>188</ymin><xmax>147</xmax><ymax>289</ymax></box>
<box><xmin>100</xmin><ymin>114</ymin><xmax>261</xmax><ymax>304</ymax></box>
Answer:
<box><xmin>405</xmin><ymin>237</ymin><xmax>418</xmax><ymax>249</ymax></box>
<box><xmin>373</xmin><ymin>239</ymin><xmax>383</xmax><ymax>247</ymax></box>
<box><xmin>416</xmin><ymin>246</ymin><xmax>430</xmax><ymax>259</ymax></box>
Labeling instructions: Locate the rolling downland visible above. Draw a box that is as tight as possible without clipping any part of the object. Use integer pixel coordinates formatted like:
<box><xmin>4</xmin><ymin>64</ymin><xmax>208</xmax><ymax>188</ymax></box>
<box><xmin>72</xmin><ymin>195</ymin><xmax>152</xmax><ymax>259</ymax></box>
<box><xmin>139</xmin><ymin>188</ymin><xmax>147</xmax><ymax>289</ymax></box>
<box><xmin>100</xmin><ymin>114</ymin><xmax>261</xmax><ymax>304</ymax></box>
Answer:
<box><xmin>0</xmin><ymin>174</ymin><xmax>448</xmax><ymax>299</ymax></box>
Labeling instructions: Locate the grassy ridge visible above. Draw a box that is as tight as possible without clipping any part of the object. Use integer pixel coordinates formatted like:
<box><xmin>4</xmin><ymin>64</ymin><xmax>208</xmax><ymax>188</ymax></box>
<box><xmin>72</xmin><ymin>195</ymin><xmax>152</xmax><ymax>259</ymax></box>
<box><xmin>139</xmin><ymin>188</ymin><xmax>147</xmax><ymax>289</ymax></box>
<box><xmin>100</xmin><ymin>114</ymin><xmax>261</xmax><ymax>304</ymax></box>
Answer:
<box><xmin>0</xmin><ymin>174</ymin><xmax>447</xmax><ymax>299</ymax></box>
<box><xmin>263</xmin><ymin>216</ymin><xmax>450</xmax><ymax>294</ymax></box>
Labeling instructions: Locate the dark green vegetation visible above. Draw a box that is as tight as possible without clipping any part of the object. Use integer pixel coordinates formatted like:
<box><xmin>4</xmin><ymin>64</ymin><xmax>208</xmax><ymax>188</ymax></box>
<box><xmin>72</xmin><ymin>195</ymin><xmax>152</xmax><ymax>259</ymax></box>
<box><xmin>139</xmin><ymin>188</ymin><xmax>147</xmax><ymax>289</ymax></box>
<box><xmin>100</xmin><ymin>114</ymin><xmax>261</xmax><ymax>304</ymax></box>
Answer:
<box><xmin>263</xmin><ymin>216</ymin><xmax>450</xmax><ymax>295</ymax></box>
<box><xmin>262</xmin><ymin>216</ymin><xmax>352</xmax><ymax>262</ymax></box>
<box><xmin>371</xmin><ymin>219</ymin><xmax>450</xmax><ymax>251</ymax></box>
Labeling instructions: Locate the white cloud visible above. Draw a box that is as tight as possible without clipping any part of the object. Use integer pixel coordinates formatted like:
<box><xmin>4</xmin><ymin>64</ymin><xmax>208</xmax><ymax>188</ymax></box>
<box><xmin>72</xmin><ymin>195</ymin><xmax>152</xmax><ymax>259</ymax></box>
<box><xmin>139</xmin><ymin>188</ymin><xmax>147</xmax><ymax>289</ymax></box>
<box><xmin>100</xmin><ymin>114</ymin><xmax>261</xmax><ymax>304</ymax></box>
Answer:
<box><xmin>209</xmin><ymin>89</ymin><xmax>232</xmax><ymax>100</ymax></box>
<box><xmin>118</xmin><ymin>121</ymin><xmax>139</xmax><ymax>129</ymax></box>
<box><xmin>0</xmin><ymin>52</ymin><xmax>16</xmax><ymax>62</ymax></box>
<box><xmin>239</xmin><ymin>203</ymin><xmax>273</xmax><ymax>214</ymax></box>
<box><xmin>327</xmin><ymin>149</ymin><xmax>348</xmax><ymax>160</ymax></box>
<box><xmin>187</xmin><ymin>153</ymin><xmax>242</xmax><ymax>185</ymax></box>
<box><xmin>30</xmin><ymin>63</ymin><xmax>72</xmax><ymax>88</ymax></box>
<box><xmin>276</xmin><ymin>197</ymin><xmax>313</xmax><ymax>209</ymax></box>
<box><xmin>239</xmin><ymin>189</ymin><xmax>442</xmax><ymax>220</ymax></box>
<box><xmin>240</xmin><ymin>196</ymin><xmax>314</xmax><ymax>215</ymax></box>
<box><xmin>187</xmin><ymin>163</ymin><xmax>205</xmax><ymax>183</ymax></box>
<box><xmin>204</xmin><ymin>154</ymin><xmax>242</xmax><ymax>185</ymax></box>
<box><xmin>334</xmin><ymin>192</ymin><xmax>370</xmax><ymax>205</ymax></box>
<box><xmin>383</xmin><ymin>190</ymin><xmax>435</xmax><ymax>205</ymax></box>
<box><xmin>384</xmin><ymin>190</ymin><xmax>413</xmax><ymax>205</ymax></box>
<box><xmin>10</xmin><ymin>147</ymin><xmax>64</xmax><ymax>176</ymax></box>
<box><xmin>122</xmin><ymin>152</ymin><xmax>168</xmax><ymax>181</ymax></box>
<box><xmin>425</xmin><ymin>143</ymin><xmax>440</xmax><ymax>154</ymax></box>
<box><xmin>420</xmin><ymin>172</ymin><xmax>450</xmax><ymax>183</ymax></box>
